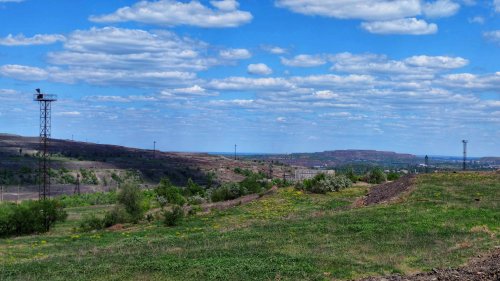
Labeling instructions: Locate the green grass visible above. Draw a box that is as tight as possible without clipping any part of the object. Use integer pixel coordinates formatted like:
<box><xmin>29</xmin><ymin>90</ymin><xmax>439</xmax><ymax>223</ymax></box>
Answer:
<box><xmin>0</xmin><ymin>172</ymin><xmax>498</xmax><ymax>280</ymax></box>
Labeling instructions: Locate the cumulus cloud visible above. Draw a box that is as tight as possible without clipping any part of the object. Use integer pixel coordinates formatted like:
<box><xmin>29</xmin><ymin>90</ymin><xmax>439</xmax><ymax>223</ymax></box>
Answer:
<box><xmin>261</xmin><ymin>45</ymin><xmax>287</xmax><ymax>54</ymax></box>
<box><xmin>0</xmin><ymin>64</ymin><xmax>48</xmax><ymax>81</ymax></box>
<box><xmin>89</xmin><ymin>0</ymin><xmax>252</xmax><ymax>28</ymax></box>
<box><xmin>483</xmin><ymin>30</ymin><xmax>500</xmax><ymax>45</ymax></box>
<box><xmin>219</xmin><ymin>48</ymin><xmax>252</xmax><ymax>60</ymax></box>
<box><xmin>422</xmin><ymin>0</ymin><xmax>460</xmax><ymax>18</ymax></box>
<box><xmin>275</xmin><ymin>0</ymin><xmax>422</xmax><ymax>21</ymax></box>
<box><xmin>0</xmin><ymin>33</ymin><xmax>65</xmax><ymax>46</ymax></box>
<box><xmin>468</xmin><ymin>16</ymin><xmax>485</xmax><ymax>24</ymax></box>
<box><xmin>281</xmin><ymin>54</ymin><xmax>327</xmax><ymax>67</ymax></box>
<box><xmin>361</xmin><ymin>18</ymin><xmax>438</xmax><ymax>35</ymax></box>
<box><xmin>247</xmin><ymin>63</ymin><xmax>272</xmax><ymax>75</ymax></box>
<box><xmin>495</xmin><ymin>0</ymin><xmax>500</xmax><ymax>12</ymax></box>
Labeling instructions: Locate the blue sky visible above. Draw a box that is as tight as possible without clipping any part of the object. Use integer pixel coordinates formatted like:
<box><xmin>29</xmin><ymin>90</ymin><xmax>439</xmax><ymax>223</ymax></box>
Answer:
<box><xmin>0</xmin><ymin>0</ymin><xmax>499</xmax><ymax>156</ymax></box>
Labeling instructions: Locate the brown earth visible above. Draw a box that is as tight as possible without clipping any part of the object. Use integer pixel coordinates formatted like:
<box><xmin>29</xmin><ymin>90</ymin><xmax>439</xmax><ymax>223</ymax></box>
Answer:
<box><xmin>362</xmin><ymin>174</ymin><xmax>416</xmax><ymax>206</ymax></box>
<box><xmin>358</xmin><ymin>247</ymin><xmax>500</xmax><ymax>281</ymax></box>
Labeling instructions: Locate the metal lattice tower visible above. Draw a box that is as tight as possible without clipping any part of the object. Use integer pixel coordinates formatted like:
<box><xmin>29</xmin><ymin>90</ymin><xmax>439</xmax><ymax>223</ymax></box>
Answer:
<box><xmin>462</xmin><ymin>140</ymin><xmax>468</xmax><ymax>171</ymax></box>
<box><xmin>74</xmin><ymin>174</ymin><xmax>81</xmax><ymax>195</ymax></box>
<box><xmin>33</xmin><ymin>89</ymin><xmax>57</xmax><ymax>200</ymax></box>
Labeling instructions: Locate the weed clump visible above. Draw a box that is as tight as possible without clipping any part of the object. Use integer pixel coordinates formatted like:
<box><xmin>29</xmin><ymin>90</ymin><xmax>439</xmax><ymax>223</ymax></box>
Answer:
<box><xmin>0</xmin><ymin>200</ymin><xmax>67</xmax><ymax>237</ymax></box>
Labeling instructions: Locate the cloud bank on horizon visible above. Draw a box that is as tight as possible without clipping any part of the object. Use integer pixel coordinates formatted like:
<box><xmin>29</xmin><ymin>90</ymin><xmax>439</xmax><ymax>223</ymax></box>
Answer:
<box><xmin>0</xmin><ymin>0</ymin><xmax>498</xmax><ymax>156</ymax></box>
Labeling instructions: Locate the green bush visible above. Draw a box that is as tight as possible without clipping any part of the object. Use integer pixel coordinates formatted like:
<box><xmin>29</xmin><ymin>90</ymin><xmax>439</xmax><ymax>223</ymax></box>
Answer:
<box><xmin>295</xmin><ymin>174</ymin><xmax>352</xmax><ymax>194</ymax></box>
<box><xmin>80</xmin><ymin>168</ymin><xmax>99</xmax><ymax>185</ymax></box>
<box><xmin>239</xmin><ymin>174</ymin><xmax>268</xmax><ymax>194</ymax></box>
<box><xmin>154</xmin><ymin>178</ymin><xmax>186</xmax><ymax>207</ymax></box>
<box><xmin>210</xmin><ymin>182</ymin><xmax>247</xmax><ymax>202</ymax></box>
<box><xmin>0</xmin><ymin>200</ymin><xmax>67</xmax><ymax>237</ymax></box>
<box><xmin>103</xmin><ymin>206</ymin><xmax>130</xmax><ymax>227</ymax></box>
<box><xmin>387</xmin><ymin>172</ymin><xmax>401</xmax><ymax>181</ymax></box>
<box><xmin>365</xmin><ymin>168</ymin><xmax>387</xmax><ymax>184</ymax></box>
<box><xmin>79</xmin><ymin>213</ymin><xmax>104</xmax><ymax>232</ymax></box>
<box><xmin>185</xmin><ymin>178</ymin><xmax>205</xmax><ymax>197</ymax></box>
<box><xmin>163</xmin><ymin>206</ymin><xmax>184</xmax><ymax>226</ymax></box>
<box><xmin>118</xmin><ymin>183</ymin><xmax>144</xmax><ymax>223</ymax></box>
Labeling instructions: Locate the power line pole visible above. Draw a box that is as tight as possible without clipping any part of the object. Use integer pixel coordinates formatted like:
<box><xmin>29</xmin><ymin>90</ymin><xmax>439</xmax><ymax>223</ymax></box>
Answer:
<box><xmin>234</xmin><ymin>144</ymin><xmax>237</xmax><ymax>160</ymax></box>
<box><xmin>425</xmin><ymin>155</ymin><xmax>429</xmax><ymax>174</ymax></box>
<box><xmin>34</xmin><ymin>89</ymin><xmax>57</xmax><ymax>200</ymax></box>
<box><xmin>153</xmin><ymin>141</ymin><xmax>156</xmax><ymax>159</ymax></box>
<box><xmin>462</xmin><ymin>140</ymin><xmax>468</xmax><ymax>171</ymax></box>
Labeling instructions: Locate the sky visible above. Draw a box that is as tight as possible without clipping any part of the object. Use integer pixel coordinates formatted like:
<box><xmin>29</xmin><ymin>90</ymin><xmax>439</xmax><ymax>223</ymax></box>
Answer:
<box><xmin>0</xmin><ymin>0</ymin><xmax>499</xmax><ymax>156</ymax></box>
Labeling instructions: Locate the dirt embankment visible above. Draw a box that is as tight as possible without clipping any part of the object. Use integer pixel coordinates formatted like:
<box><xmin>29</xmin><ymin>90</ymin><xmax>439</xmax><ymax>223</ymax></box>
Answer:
<box><xmin>361</xmin><ymin>174</ymin><xmax>416</xmax><ymax>206</ymax></box>
<box><xmin>358</xmin><ymin>247</ymin><xmax>500</xmax><ymax>281</ymax></box>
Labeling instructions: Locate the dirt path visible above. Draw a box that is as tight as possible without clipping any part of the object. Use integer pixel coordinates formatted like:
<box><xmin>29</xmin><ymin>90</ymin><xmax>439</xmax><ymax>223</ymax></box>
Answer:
<box><xmin>358</xmin><ymin>247</ymin><xmax>500</xmax><ymax>281</ymax></box>
<box><xmin>361</xmin><ymin>174</ymin><xmax>416</xmax><ymax>206</ymax></box>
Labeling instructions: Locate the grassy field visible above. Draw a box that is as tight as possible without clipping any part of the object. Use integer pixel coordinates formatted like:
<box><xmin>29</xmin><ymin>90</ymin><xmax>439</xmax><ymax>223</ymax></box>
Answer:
<box><xmin>0</xmin><ymin>172</ymin><xmax>499</xmax><ymax>280</ymax></box>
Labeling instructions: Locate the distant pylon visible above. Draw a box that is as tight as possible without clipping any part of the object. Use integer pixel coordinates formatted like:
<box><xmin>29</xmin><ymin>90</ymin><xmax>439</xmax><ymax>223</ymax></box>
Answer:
<box><xmin>462</xmin><ymin>140</ymin><xmax>468</xmax><ymax>171</ymax></box>
<box><xmin>33</xmin><ymin>89</ymin><xmax>57</xmax><ymax>200</ymax></box>
<box><xmin>425</xmin><ymin>155</ymin><xmax>429</xmax><ymax>173</ymax></box>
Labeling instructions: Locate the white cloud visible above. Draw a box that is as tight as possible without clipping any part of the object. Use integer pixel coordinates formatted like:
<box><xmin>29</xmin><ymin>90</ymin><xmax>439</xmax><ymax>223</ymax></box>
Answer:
<box><xmin>468</xmin><ymin>16</ymin><xmax>485</xmax><ymax>24</ymax></box>
<box><xmin>484</xmin><ymin>30</ymin><xmax>500</xmax><ymax>45</ymax></box>
<box><xmin>404</xmin><ymin>55</ymin><xmax>468</xmax><ymax>69</ymax></box>
<box><xmin>55</xmin><ymin>111</ymin><xmax>81</xmax><ymax>116</ymax></box>
<box><xmin>261</xmin><ymin>45</ymin><xmax>287</xmax><ymax>54</ymax></box>
<box><xmin>330</xmin><ymin>52</ymin><xmax>466</xmax><ymax>74</ymax></box>
<box><xmin>0</xmin><ymin>0</ymin><xmax>24</xmax><ymax>2</ymax></box>
<box><xmin>208</xmin><ymin>77</ymin><xmax>295</xmax><ymax>91</ymax></box>
<box><xmin>276</xmin><ymin>117</ymin><xmax>286</xmax><ymax>122</ymax></box>
<box><xmin>275</xmin><ymin>0</ymin><xmax>422</xmax><ymax>21</ymax></box>
<box><xmin>423</xmin><ymin>0</ymin><xmax>460</xmax><ymax>18</ymax></box>
<box><xmin>0</xmin><ymin>64</ymin><xmax>48</xmax><ymax>81</ymax></box>
<box><xmin>0</xmin><ymin>34</ymin><xmax>65</xmax><ymax>46</ymax></box>
<box><xmin>89</xmin><ymin>0</ymin><xmax>252</xmax><ymax>28</ymax></box>
<box><xmin>312</xmin><ymin>90</ymin><xmax>338</xmax><ymax>99</ymax></box>
<box><xmin>247</xmin><ymin>63</ymin><xmax>273</xmax><ymax>75</ymax></box>
<box><xmin>219</xmin><ymin>48</ymin><xmax>251</xmax><ymax>59</ymax></box>
<box><xmin>361</xmin><ymin>18</ymin><xmax>438</xmax><ymax>35</ymax></box>
<box><xmin>495</xmin><ymin>0</ymin><xmax>500</xmax><ymax>12</ymax></box>
<box><xmin>0</xmin><ymin>89</ymin><xmax>17</xmax><ymax>95</ymax></box>
<box><xmin>281</xmin><ymin>54</ymin><xmax>326</xmax><ymax>67</ymax></box>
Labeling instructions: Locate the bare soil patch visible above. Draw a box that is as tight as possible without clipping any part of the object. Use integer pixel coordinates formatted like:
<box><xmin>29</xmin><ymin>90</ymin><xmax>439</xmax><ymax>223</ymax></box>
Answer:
<box><xmin>358</xmin><ymin>247</ymin><xmax>500</xmax><ymax>281</ymax></box>
<box><xmin>362</xmin><ymin>175</ymin><xmax>416</xmax><ymax>206</ymax></box>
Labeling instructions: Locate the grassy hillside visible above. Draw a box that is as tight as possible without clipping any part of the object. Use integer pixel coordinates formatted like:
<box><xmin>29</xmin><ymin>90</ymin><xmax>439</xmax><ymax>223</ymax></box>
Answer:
<box><xmin>0</xmin><ymin>172</ymin><xmax>499</xmax><ymax>280</ymax></box>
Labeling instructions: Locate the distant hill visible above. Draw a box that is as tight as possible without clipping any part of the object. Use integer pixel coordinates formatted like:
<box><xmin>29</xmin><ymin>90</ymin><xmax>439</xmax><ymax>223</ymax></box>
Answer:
<box><xmin>249</xmin><ymin>150</ymin><xmax>419</xmax><ymax>168</ymax></box>
<box><xmin>479</xmin><ymin>157</ymin><xmax>500</xmax><ymax>164</ymax></box>
<box><xmin>0</xmin><ymin>134</ymin><xmax>289</xmax><ymax>187</ymax></box>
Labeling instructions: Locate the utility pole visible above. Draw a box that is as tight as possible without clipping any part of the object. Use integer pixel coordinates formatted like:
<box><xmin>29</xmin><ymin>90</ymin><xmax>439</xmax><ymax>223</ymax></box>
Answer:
<box><xmin>462</xmin><ymin>140</ymin><xmax>468</xmax><ymax>171</ymax></box>
<box><xmin>425</xmin><ymin>155</ymin><xmax>429</xmax><ymax>174</ymax></box>
<box><xmin>234</xmin><ymin>144</ymin><xmax>237</xmax><ymax>160</ymax></box>
<box><xmin>0</xmin><ymin>185</ymin><xmax>3</xmax><ymax>202</ymax></box>
<box><xmin>153</xmin><ymin>141</ymin><xmax>156</xmax><ymax>159</ymax></box>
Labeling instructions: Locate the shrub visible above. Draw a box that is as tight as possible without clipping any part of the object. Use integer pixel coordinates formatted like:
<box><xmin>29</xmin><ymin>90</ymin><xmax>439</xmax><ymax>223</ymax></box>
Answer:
<box><xmin>210</xmin><ymin>182</ymin><xmax>247</xmax><ymax>202</ymax></box>
<box><xmin>163</xmin><ymin>206</ymin><xmax>184</xmax><ymax>226</ymax></box>
<box><xmin>365</xmin><ymin>168</ymin><xmax>387</xmax><ymax>184</ymax></box>
<box><xmin>188</xmin><ymin>195</ymin><xmax>205</xmax><ymax>205</ymax></box>
<box><xmin>0</xmin><ymin>200</ymin><xmax>67</xmax><ymax>237</ymax></box>
<box><xmin>79</xmin><ymin>213</ymin><xmax>104</xmax><ymax>232</ymax></box>
<box><xmin>103</xmin><ymin>206</ymin><xmax>130</xmax><ymax>227</ymax></box>
<box><xmin>154</xmin><ymin>178</ymin><xmax>186</xmax><ymax>207</ymax></box>
<box><xmin>185</xmin><ymin>178</ymin><xmax>205</xmax><ymax>197</ymax></box>
<box><xmin>117</xmin><ymin>183</ymin><xmax>144</xmax><ymax>223</ymax></box>
<box><xmin>296</xmin><ymin>174</ymin><xmax>352</xmax><ymax>194</ymax></box>
<box><xmin>239</xmin><ymin>174</ymin><xmax>267</xmax><ymax>194</ymax></box>
<box><xmin>387</xmin><ymin>172</ymin><xmax>401</xmax><ymax>181</ymax></box>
